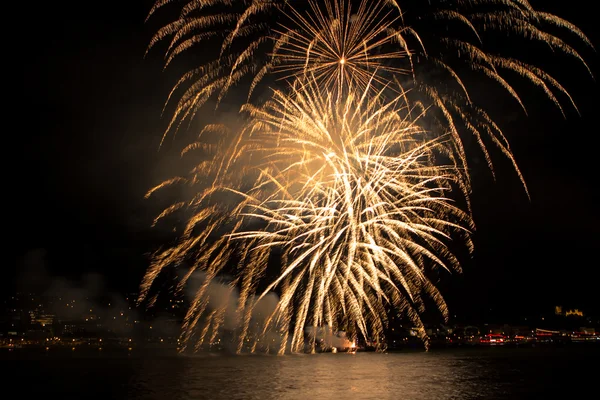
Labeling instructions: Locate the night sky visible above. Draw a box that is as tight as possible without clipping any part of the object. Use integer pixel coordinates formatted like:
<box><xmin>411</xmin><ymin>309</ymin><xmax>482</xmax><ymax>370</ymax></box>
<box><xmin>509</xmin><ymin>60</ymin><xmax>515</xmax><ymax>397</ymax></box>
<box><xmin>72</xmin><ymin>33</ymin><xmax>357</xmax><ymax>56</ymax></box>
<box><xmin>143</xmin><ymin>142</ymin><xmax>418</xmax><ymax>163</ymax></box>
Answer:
<box><xmin>9</xmin><ymin>1</ymin><xmax>599</xmax><ymax>321</ymax></box>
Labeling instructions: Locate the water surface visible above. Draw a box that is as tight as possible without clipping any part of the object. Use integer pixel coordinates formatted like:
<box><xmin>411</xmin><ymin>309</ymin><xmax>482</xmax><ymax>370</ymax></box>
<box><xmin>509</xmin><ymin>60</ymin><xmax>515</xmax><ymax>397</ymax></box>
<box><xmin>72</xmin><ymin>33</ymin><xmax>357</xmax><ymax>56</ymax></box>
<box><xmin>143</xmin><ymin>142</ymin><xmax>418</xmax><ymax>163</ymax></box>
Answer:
<box><xmin>4</xmin><ymin>346</ymin><xmax>597</xmax><ymax>399</ymax></box>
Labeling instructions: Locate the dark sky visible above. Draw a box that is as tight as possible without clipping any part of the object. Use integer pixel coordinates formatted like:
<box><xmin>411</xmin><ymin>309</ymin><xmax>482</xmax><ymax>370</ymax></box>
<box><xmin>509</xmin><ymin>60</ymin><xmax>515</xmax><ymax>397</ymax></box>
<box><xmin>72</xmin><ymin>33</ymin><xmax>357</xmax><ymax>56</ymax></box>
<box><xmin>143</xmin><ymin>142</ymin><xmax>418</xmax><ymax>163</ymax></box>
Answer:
<box><xmin>9</xmin><ymin>1</ymin><xmax>599</xmax><ymax>320</ymax></box>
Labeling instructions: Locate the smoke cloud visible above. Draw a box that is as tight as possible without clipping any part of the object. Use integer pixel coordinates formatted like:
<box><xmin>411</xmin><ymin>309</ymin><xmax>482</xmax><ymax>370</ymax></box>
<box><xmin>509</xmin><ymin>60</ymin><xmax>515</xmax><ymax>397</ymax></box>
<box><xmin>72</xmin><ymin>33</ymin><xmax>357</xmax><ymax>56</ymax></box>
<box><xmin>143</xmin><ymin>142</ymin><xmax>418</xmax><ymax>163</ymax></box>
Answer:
<box><xmin>15</xmin><ymin>248</ymin><xmax>179</xmax><ymax>338</ymax></box>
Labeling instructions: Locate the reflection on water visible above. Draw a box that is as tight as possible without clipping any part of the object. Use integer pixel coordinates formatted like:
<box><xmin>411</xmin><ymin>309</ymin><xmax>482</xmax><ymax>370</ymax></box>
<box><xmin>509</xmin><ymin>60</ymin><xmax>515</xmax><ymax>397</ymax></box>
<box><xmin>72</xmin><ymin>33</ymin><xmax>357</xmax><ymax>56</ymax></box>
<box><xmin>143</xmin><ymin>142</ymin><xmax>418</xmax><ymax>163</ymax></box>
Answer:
<box><xmin>4</xmin><ymin>347</ymin><xmax>598</xmax><ymax>399</ymax></box>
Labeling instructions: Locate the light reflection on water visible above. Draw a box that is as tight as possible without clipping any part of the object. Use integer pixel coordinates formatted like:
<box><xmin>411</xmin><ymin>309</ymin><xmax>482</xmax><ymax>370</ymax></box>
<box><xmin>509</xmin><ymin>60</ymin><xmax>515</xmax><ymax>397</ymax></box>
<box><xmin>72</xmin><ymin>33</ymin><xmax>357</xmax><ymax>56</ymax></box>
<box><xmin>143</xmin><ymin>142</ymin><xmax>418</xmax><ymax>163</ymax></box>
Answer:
<box><xmin>5</xmin><ymin>347</ymin><xmax>597</xmax><ymax>399</ymax></box>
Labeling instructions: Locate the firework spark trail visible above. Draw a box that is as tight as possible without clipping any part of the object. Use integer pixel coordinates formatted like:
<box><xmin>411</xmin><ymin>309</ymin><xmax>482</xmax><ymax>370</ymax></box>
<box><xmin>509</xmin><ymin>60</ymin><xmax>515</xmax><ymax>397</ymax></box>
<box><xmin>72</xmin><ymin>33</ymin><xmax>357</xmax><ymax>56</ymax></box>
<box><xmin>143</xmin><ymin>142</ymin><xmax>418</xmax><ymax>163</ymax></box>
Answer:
<box><xmin>265</xmin><ymin>0</ymin><xmax>409</xmax><ymax>94</ymax></box>
<box><xmin>147</xmin><ymin>0</ymin><xmax>593</xmax><ymax>189</ymax></box>
<box><xmin>140</xmin><ymin>0</ymin><xmax>593</xmax><ymax>352</ymax></box>
<box><xmin>141</xmin><ymin>78</ymin><xmax>473</xmax><ymax>352</ymax></box>
<box><xmin>230</xmin><ymin>78</ymin><xmax>475</xmax><ymax>351</ymax></box>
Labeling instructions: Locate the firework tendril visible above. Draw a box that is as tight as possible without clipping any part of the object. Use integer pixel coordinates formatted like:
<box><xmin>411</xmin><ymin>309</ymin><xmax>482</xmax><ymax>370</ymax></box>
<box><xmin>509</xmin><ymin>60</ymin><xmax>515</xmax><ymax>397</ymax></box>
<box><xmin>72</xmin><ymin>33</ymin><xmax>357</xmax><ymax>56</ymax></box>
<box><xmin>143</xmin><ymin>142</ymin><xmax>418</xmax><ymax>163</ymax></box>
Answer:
<box><xmin>141</xmin><ymin>0</ymin><xmax>592</xmax><ymax>352</ymax></box>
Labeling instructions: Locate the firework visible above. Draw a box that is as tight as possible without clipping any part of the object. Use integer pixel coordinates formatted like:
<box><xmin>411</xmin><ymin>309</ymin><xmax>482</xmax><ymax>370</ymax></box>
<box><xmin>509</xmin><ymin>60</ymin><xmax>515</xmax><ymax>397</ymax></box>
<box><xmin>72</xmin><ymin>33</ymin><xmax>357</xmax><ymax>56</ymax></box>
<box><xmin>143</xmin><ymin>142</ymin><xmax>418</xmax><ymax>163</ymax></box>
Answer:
<box><xmin>266</xmin><ymin>0</ymin><xmax>409</xmax><ymax>94</ymax></box>
<box><xmin>141</xmin><ymin>79</ymin><xmax>473</xmax><ymax>352</ymax></box>
<box><xmin>141</xmin><ymin>0</ymin><xmax>592</xmax><ymax>352</ymax></box>
<box><xmin>147</xmin><ymin>0</ymin><xmax>592</xmax><ymax>189</ymax></box>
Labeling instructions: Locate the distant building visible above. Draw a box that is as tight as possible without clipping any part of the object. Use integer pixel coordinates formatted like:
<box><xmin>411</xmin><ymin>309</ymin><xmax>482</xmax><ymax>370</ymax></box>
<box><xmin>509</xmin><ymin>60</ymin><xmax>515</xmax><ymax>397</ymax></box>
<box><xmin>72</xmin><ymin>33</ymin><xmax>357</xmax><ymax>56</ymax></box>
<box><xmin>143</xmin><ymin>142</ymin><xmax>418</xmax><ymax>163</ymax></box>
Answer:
<box><xmin>555</xmin><ymin>306</ymin><xmax>563</xmax><ymax>316</ymax></box>
<box><xmin>28</xmin><ymin>313</ymin><xmax>57</xmax><ymax>337</ymax></box>
<box><xmin>579</xmin><ymin>327</ymin><xmax>595</xmax><ymax>335</ymax></box>
<box><xmin>566</xmin><ymin>309</ymin><xmax>584</xmax><ymax>317</ymax></box>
